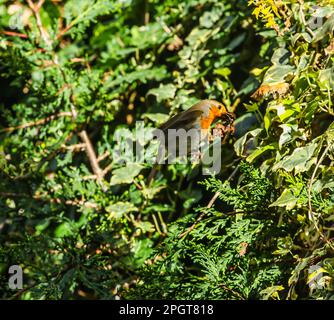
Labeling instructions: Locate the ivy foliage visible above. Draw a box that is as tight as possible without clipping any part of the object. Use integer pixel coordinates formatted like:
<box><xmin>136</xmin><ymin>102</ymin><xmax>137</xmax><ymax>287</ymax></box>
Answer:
<box><xmin>0</xmin><ymin>0</ymin><xmax>334</xmax><ymax>300</ymax></box>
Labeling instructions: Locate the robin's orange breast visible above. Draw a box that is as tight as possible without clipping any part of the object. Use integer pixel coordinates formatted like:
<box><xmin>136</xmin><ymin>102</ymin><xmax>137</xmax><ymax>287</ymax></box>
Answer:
<box><xmin>200</xmin><ymin>105</ymin><xmax>223</xmax><ymax>129</ymax></box>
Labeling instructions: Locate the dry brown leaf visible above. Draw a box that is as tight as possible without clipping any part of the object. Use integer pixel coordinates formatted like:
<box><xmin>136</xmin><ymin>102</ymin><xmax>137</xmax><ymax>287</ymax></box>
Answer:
<box><xmin>238</xmin><ymin>242</ymin><xmax>248</xmax><ymax>256</ymax></box>
<box><xmin>251</xmin><ymin>82</ymin><xmax>290</xmax><ymax>100</ymax></box>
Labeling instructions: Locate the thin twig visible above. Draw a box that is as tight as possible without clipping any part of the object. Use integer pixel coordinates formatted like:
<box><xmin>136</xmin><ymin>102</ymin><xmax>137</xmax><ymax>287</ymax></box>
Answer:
<box><xmin>0</xmin><ymin>191</ymin><xmax>99</xmax><ymax>209</ymax></box>
<box><xmin>26</xmin><ymin>0</ymin><xmax>52</xmax><ymax>47</ymax></box>
<box><xmin>207</xmin><ymin>191</ymin><xmax>221</xmax><ymax>208</ymax></box>
<box><xmin>133</xmin><ymin>180</ymin><xmax>143</xmax><ymax>190</ymax></box>
<box><xmin>158</xmin><ymin>18</ymin><xmax>181</xmax><ymax>40</ymax></box>
<box><xmin>0</xmin><ymin>192</ymin><xmax>27</xmax><ymax>198</ymax></box>
<box><xmin>44</xmin><ymin>197</ymin><xmax>99</xmax><ymax>209</ymax></box>
<box><xmin>207</xmin><ymin>164</ymin><xmax>240</xmax><ymax>208</ymax></box>
<box><xmin>61</xmin><ymin>143</ymin><xmax>86</xmax><ymax>152</ymax></box>
<box><xmin>219</xmin><ymin>283</ymin><xmax>245</xmax><ymax>300</ymax></box>
<box><xmin>36</xmin><ymin>0</ymin><xmax>45</xmax><ymax>11</ymax></box>
<box><xmin>26</xmin><ymin>0</ymin><xmax>107</xmax><ymax>191</ymax></box>
<box><xmin>158</xmin><ymin>211</ymin><xmax>168</xmax><ymax>234</ymax></box>
<box><xmin>97</xmin><ymin>151</ymin><xmax>110</xmax><ymax>163</ymax></box>
<box><xmin>102</xmin><ymin>162</ymin><xmax>113</xmax><ymax>177</ymax></box>
<box><xmin>1</xmin><ymin>31</ymin><xmax>28</xmax><ymax>39</ymax></box>
<box><xmin>308</xmin><ymin>142</ymin><xmax>334</xmax><ymax>250</ymax></box>
<box><xmin>53</xmin><ymin>197</ymin><xmax>98</xmax><ymax>209</ymax></box>
<box><xmin>1</xmin><ymin>112</ymin><xmax>72</xmax><ymax>133</ymax></box>
<box><xmin>56</xmin><ymin>2</ymin><xmax>93</xmax><ymax>40</ymax></box>
<box><xmin>152</xmin><ymin>214</ymin><xmax>163</xmax><ymax>235</ymax></box>
<box><xmin>78</xmin><ymin>131</ymin><xmax>106</xmax><ymax>190</ymax></box>
<box><xmin>56</xmin><ymin>21</ymin><xmax>75</xmax><ymax>40</ymax></box>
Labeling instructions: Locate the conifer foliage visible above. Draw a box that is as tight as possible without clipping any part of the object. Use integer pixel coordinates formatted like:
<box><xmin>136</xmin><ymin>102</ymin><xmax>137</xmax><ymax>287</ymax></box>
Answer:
<box><xmin>0</xmin><ymin>0</ymin><xmax>334</xmax><ymax>299</ymax></box>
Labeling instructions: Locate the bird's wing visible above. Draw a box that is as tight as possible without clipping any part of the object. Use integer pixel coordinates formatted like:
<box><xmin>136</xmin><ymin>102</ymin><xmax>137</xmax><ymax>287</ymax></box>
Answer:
<box><xmin>159</xmin><ymin>109</ymin><xmax>203</xmax><ymax>132</ymax></box>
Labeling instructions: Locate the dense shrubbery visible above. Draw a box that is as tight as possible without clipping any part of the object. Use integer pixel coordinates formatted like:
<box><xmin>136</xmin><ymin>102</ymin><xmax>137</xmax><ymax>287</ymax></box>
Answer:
<box><xmin>0</xmin><ymin>0</ymin><xmax>333</xmax><ymax>299</ymax></box>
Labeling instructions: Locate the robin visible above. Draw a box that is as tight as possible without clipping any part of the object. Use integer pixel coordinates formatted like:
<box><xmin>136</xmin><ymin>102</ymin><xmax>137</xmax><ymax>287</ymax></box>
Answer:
<box><xmin>147</xmin><ymin>99</ymin><xmax>235</xmax><ymax>183</ymax></box>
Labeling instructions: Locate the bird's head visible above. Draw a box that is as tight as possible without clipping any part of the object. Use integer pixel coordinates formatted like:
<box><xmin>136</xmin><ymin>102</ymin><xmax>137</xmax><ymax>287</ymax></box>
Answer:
<box><xmin>208</xmin><ymin>100</ymin><xmax>235</xmax><ymax>126</ymax></box>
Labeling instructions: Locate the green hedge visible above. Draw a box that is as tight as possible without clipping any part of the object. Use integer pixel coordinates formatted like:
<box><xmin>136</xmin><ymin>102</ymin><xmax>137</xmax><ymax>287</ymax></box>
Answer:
<box><xmin>0</xmin><ymin>0</ymin><xmax>333</xmax><ymax>299</ymax></box>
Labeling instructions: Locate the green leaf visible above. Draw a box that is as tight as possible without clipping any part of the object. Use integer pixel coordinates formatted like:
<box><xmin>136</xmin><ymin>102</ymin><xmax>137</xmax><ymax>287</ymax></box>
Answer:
<box><xmin>106</xmin><ymin>66</ymin><xmax>167</xmax><ymax>88</ymax></box>
<box><xmin>110</xmin><ymin>163</ymin><xmax>144</xmax><ymax>186</ymax></box>
<box><xmin>130</xmin><ymin>23</ymin><xmax>168</xmax><ymax>49</ymax></box>
<box><xmin>278</xmin><ymin>123</ymin><xmax>306</xmax><ymax>149</ymax></box>
<box><xmin>199</xmin><ymin>6</ymin><xmax>222</xmax><ymax>28</ymax></box>
<box><xmin>142</xmin><ymin>113</ymin><xmax>170</xmax><ymax>125</ymax></box>
<box><xmin>246</xmin><ymin>144</ymin><xmax>276</xmax><ymax>162</ymax></box>
<box><xmin>263</xmin><ymin>63</ymin><xmax>295</xmax><ymax>84</ymax></box>
<box><xmin>135</xmin><ymin>221</ymin><xmax>155</xmax><ymax>234</ymax></box>
<box><xmin>234</xmin><ymin>128</ymin><xmax>262</xmax><ymax>157</ymax></box>
<box><xmin>260</xmin><ymin>285</ymin><xmax>285</xmax><ymax>300</ymax></box>
<box><xmin>147</xmin><ymin>83</ymin><xmax>177</xmax><ymax>102</ymax></box>
<box><xmin>214</xmin><ymin>67</ymin><xmax>231</xmax><ymax>77</ymax></box>
<box><xmin>319</xmin><ymin>67</ymin><xmax>334</xmax><ymax>90</ymax></box>
<box><xmin>269</xmin><ymin>189</ymin><xmax>298</xmax><ymax>210</ymax></box>
<box><xmin>273</xmin><ymin>141</ymin><xmax>319</xmax><ymax>174</ymax></box>
<box><xmin>54</xmin><ymin>222</ymin><xmax>73</xmax><ymax>238</ymax></box>
<box><xmin>127</xmin><ymin>238</ymin><xmax>154</xmax><ymax>267</ymax></box>
<box><xmin>106</xmin><ymin>201</ymin><xmax>138</xmax><ymax>219</ymax></box>
<box><xmin>312</xmin><ymin>13</ymin><xmax>334</xmax><ymax>43</ymax></box>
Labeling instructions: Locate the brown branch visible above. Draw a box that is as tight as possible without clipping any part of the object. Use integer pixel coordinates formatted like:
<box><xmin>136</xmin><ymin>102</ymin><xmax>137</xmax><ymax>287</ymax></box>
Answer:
<box><xmin>61</xmin><ymin>143</ymin><xmax>86</xmax><ymax>152</ymax></box>
<box><xmin>97</xmin><ymin>151</ymin><xmax>110</xmax><ymax>163</ymax></box>
<box><xmin>207</xmin><ymin>191</ymin><xmax>221</xmax><ymax>208</ymax></box>
<box><xmin>78</xmin><ymin>131</ymin><xmax>107</xmax><ymax>191</ymax></box>
<box><xmin>178</xmin><ymin>208</ymin><xmax>211</xmax><ymax>239</ymax></box>
<box><xmin>82</xmin><ymin>159</ymin><xmax>112</xmax><ymax>180</ymax></box>
<box><xmin>26</xmin><ymin>0</ymin><xmax>106</xmax><ymax>191</ymax></box>
<box><xmin>70</xmin><ymin>58</ymin><xmax>86</xmax><ymax>63</ymax></box>
<box><xmin>0</xmin><ymin>191</ymin><xmax>99</xmax><ymax>209</ymax></box>
<box><xmin>158</xmin><ymin>18</ymin><xmax>182</xmax><ymax>43</ymax></box>
<box><xmin>219</xmin><ymin>283</ymin><xmax>245</xmax><ymax>300</ymax></box>
<box><xmin>36</xmin><ymin>0</ymin><xmax>45</xmax><ymax>11</ymax></box>
<box><xmin>1</xmin><ymin>30</ymin><xmax>28</xmax><ymax>39</ymax></box>
<box><xmin>81</xmin><ymin>160</ymin><xmax>112</xmax><ymax>180</ymax></box>
<box><xmin>133</xmin><ymin>180</ymin><xmax>143</xmax><ymax>190</ymax></box>
<box><xmin>56</xmin><ymin>22</ymin><xmax>75</xmax><ymax>40</ymax></box>
<box><xmin>44</xmin><ymin>196</ymin><xmax>99</xmax><ymax>209</ymax></box>
<box><xmin>1</xmin><ymin>112</ymin><xmax>72</xmax><ymax>133</ymax></box>
<box><xmin>56</xmin><ymin>83</ymin><xmax>72</xmax><ymax>95</ymax></box>
<box><xmin>102</xmin><ymin>162</ymin><xmax>113</xmax><ymax>177</ymax></box>
<box><xmin>26</xmin><ymin>0</ymin><xmax>52</xmax><ymax>47</ymax></box>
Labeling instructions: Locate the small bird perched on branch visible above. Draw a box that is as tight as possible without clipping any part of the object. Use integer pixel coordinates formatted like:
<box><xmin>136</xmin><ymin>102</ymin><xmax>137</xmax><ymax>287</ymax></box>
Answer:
<box><xmin>147</xmin><ymin>99</ymin><xmax>235</xmax><ymax>183</ymax></box>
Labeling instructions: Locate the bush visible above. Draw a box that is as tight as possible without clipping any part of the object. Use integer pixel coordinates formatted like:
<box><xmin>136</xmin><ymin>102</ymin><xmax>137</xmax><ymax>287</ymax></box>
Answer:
<box><xmin>0</xmin><ymin>0</ymin><xmax>333</xmax><ymax>300</ymax></box>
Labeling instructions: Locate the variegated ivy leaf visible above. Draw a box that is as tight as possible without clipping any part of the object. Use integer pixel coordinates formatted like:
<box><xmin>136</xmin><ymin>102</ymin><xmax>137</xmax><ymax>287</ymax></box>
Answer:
<box><xmin>272</xmin><ymin>140</ymin><xmax>319</xmax><ymax>174</ymax></box>
<box><xmin>234</xmin><ymin>128</ymin><xmax>263</xmax><ymax>157</ymax></box>
<box><xmin>278</xmin><ymin>124</ymin><xmax>306</xmax><ymax>149</ymax></box>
